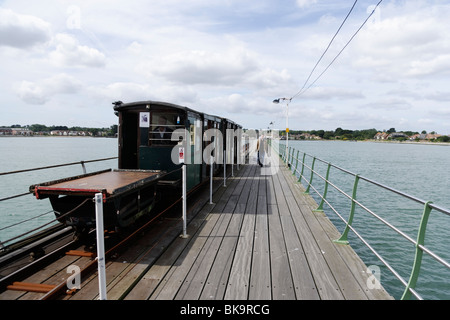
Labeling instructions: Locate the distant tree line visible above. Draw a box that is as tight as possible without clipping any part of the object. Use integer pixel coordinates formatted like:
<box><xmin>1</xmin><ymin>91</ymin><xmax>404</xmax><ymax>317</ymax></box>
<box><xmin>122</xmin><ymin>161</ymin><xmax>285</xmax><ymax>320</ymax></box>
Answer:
<box><xmin>282</xmin><ymin>127</ymin><xmax>450</xmax><ymax>142</ymax></box>
<box><xmin>5</xmin><ymin>124</ymin><xmax>118</xmax><ymax>136</ymax></box>
<box><xmin>285</xmin><ymin>127</ymin><xmax>379</xmax><ymax>140</ymax></box>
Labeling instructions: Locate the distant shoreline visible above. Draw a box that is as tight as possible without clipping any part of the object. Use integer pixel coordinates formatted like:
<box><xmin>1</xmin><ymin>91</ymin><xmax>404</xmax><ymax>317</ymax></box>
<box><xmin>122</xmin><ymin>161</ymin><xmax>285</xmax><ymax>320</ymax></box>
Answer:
<box><xmin>369</xmin><ymin>139</ymin><xmax>450</xmax><ymax>146</ymax></box>
<box><xmin>284</xmin><ymin>138</ymin><xmax>450</xmax><ymax>147</ymax></box>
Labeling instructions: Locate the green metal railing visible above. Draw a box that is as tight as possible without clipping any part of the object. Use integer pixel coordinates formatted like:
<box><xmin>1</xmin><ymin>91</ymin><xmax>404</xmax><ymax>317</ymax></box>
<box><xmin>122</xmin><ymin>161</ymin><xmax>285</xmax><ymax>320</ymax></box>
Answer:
<box><xmin>274</xmin><ymin>140</ymin><xmax>450</xmax><ymax>300</ymax></box>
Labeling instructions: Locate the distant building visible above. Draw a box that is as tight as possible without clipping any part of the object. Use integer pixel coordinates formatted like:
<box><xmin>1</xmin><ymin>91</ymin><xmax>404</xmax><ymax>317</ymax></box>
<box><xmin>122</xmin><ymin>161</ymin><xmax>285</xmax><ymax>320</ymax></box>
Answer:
<box><xmin>388</xmin><ymin>132</ymin><xmax>408</xmax><ymax>139</ymax></box>
<box><xmin>0</xmin><ymin>128</ymin><xmax>12</xmax><ymax>135</ymax></box>
<box><xmin>409</xmin><ymin>133</ymin><xmax>427</xmax><ymax>140</ymax></box>
<box><xmin>0</xmin><ymin>128</ymin><xmax>32</xmax><ymax>136</ymax></box>
<box><xmin>425</xmin><ymin>133</ymin><xmax>442</xmax><ymax>140</ymax></box>
<box><xmin>299</xmin><ymin>133</ymin><xmax>321</xmax><ymax>140</ymax></box>
<box><xmin>374</xmin><ymin>132</ymin><xmax>389</xmax><ymax>140</ymax></box>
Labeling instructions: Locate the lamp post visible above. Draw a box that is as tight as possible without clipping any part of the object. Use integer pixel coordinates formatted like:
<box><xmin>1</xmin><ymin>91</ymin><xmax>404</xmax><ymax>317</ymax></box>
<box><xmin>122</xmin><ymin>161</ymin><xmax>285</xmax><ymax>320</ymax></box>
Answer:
<box><xmin>273</xmin><ymin>98</ymin><xmax>292</xmax><ymax>167</ymax></box>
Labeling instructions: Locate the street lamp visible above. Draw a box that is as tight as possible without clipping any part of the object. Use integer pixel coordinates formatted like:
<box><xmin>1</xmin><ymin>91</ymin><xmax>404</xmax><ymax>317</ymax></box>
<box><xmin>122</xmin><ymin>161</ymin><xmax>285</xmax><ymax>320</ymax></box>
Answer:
<box><xmin>273</xmin><ymin>98</ymin><xmax>292</xmax><ymax>167</ymax></box>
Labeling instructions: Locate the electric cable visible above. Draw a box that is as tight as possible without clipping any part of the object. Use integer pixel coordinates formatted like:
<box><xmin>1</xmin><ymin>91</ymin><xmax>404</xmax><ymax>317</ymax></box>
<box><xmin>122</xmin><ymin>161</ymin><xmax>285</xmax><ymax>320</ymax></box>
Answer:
<box><xmin>290</xmin><ymin>0</ymin><xmax>384</xmax><ymax>101</ymax></box>
<box><xmin>292</xmin><ymin>0</ymin><xmax>359</xmax><ymax>100</ymax></box>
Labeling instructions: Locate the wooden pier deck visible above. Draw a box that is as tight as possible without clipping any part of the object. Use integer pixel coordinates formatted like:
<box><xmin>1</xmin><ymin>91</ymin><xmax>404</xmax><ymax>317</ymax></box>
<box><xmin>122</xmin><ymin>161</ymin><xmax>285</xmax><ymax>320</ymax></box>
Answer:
<box><xmin>0</xmin><ymin>155</ymin><xmax>393</xmax><ymax>301</ymax></box>
<box><xmin>81</xmin><ymin>159</ymin><xmax>392</xmax><ymax>301</ymax></box>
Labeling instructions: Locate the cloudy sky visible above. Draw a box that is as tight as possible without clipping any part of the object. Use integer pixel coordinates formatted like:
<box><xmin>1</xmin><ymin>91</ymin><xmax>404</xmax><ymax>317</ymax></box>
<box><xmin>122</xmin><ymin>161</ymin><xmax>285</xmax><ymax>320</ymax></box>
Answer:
<box><xmin>1</xmin><ymin>0</ymin><xmax>450</xmax><ymax>134</ymax></box>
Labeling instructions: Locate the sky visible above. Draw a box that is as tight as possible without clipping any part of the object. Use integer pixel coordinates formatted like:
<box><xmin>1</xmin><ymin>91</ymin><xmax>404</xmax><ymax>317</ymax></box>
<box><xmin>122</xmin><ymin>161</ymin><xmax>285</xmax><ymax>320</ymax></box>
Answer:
<box><xmin>1</xmin><ymin>0</ymin><xmax>450</xmax><ymax>134</ymax></box>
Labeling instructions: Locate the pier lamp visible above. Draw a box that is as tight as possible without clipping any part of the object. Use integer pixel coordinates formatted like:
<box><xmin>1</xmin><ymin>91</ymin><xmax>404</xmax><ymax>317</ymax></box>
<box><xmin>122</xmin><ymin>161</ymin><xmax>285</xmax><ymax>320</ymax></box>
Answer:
<box><xmin>273</xmin><ymin>98</ymin><xmax>292</xmax><ymax>167</ymax></box>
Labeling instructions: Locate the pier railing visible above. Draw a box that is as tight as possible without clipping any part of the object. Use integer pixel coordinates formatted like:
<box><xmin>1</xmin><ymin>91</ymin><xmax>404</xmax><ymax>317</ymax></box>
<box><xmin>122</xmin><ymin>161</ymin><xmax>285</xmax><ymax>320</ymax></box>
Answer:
<box><xmin>274</xmin><ymin>140</ymin><xmax>450</xmax><ymax>300</ymax></box>
<box><xmin>0</xmin><ymin>157</ymin><xmax>118</xmax><ymax>248</ymax></box>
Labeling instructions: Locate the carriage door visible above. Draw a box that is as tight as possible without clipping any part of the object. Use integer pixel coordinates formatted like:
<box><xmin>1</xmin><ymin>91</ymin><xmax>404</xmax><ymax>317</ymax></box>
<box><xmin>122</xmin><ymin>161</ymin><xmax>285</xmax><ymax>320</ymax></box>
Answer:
<box><xmin>119</xmin><ymin>111</ymin><xmax>139</xmax><ymax>169</ymax></box>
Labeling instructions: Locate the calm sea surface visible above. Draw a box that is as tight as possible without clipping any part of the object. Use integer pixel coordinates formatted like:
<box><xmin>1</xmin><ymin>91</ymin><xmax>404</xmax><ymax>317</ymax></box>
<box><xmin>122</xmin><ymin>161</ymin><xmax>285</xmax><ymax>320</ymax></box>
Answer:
<box><xmin>1</xmin><ymin>137</ymin><xmax>449</xmax><ymax>299</ymax></box>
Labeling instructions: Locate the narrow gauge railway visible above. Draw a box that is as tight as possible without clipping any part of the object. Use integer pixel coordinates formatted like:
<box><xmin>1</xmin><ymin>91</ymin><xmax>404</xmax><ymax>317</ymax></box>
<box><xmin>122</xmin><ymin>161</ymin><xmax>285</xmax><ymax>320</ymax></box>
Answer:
<box><xmin>0</xmin><ymin>180</ymin><xmax>215</xmax><ymax>300</ymax></box>
<box><xmin>0</xmin><ymin>100</ymin><xmax>248</xmax><ymax>300</ymax></box>
<box><xmin>30</xmin><ymin>101</ymin><xmax>244</xmax><ymax>239</ymax></box>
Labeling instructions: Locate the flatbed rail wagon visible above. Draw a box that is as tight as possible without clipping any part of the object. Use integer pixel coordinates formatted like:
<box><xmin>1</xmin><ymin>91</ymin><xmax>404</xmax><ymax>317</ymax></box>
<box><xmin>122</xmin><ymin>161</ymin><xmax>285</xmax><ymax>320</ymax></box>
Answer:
<box><xmin>30</xmin><ymin>169</ymin><xmax>165</xmax><ymax>232</ymax></box>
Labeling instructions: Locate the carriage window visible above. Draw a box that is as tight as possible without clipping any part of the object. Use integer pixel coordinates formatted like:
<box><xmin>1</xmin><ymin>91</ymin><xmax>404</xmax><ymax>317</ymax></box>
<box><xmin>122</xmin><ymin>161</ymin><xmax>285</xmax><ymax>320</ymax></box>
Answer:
<box><xmin>150</xmin><ymin>112</ymin><xmax>184</xmax><ymax>145</ymax></box>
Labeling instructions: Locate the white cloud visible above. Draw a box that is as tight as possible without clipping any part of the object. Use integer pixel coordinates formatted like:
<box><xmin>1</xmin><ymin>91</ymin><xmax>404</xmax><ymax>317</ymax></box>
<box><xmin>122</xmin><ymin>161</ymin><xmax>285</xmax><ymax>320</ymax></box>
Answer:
<box><xmin>148</xmin><ymin>48</ymin><xmax>258</xmax><ymax>86</ymax></box>
<box><xmin>296</xmin><ymin>0</ymin><xmax>317</xmax><ymax>9</ymax></box>
<box><xmin>0</xmin><ymin>8</ymin><xmax>51</xmax><ymax>48</ymax></box>
<box><xmin>89</xmin><ymin>81</ymin><xmax>199</xmax><ymax>107</ymax></box>
<box><xmin>352</xmin><ymin>3</ymin><xmax>450</xmax><ymax>81</ymax></box>
<box><xmin>49</xmin><ymin>33</ymin><xmax>106</xmax><ymax>68</ymax></box>
<box><xmin>301</xmin><ymin>87</ymin><xmax>364</xmax><ymax>100</ymax></box>
<box><xmin>408</xmin><ymin>55</ymin><xmax>450</xmax><ymax>77</ymax></box>
<box><xmin>14</xmin><ymin>73</ymin><xmax>83</xmax><ymax>105</ymax></box>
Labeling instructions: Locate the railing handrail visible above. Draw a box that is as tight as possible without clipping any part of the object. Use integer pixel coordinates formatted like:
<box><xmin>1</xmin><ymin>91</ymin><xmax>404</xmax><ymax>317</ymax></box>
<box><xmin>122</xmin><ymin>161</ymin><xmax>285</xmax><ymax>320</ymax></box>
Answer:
<box><xmin>292</xmin><ymin>149</ymin><xmax>450</xmax><ymax>217</ymax></box>
<box><xmin>273</xmin><ymin>140</ymin><xmax>450</xmax><ymax>300</ymax></box>
<box><xmin>0</xmin><ymin>157</ymin><xmax>118</xmax><ymax>202</ymax></box>
<box><xmin>0</xmin><ymin>156</ymin><xmax>118</xmax><ymax>176</ymax></box>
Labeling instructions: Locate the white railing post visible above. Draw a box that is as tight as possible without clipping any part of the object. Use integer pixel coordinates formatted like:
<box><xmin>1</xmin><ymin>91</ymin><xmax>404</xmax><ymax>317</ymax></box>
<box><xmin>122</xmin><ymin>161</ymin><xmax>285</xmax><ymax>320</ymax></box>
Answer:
<box><xmin>181</xmin><ymin>163</ymin><xmax>188</xmax><ymax>238</ymax></box>
<box><xmin>223</xmin><ymin>149</ymin><xmax>227</xmax><ymax>187</ymax></box>
<box><xmin>94</xmin><ymin>193</ymin><xmax>107</xmax><ymax>300</ymax></box>
<box><xmin>210</xmin><ymin>155</ymin><xmax>214</xmax><ymax>204</ymax></box>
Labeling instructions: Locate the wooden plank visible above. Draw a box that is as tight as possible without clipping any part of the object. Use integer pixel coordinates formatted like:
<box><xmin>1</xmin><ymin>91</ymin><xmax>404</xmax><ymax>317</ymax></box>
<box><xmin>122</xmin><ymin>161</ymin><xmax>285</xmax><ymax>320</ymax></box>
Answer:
<box><xmin>249</xmin><ymin>174</ymin><xmax>271</xmax><ymax>300</ymax></box>
<box><xmin>268</xmin><ymin>204</ymin><xmax>296</xmax><ymax>299</ymax></box>
<box><xmin>199</xmin><ymin>166</ymin><xmax>256</xmax><ymax>300</ymax></box>
<box><xmin>7</xmin><ymin>282</ymin><xmax>56</xmax><ymax>293</ymax></box>
<box><xmin>38</xmin><ymin>170</ymin><xmax>160</xmax><ymax>195</ymax></box>
<box><xmin>127</xmin><ymin>166</ymin><xmax>251</xmax><ymax>300</ymax></box>
<box><xmin>224</xmin><ymin>166</ymin><xmax>259</xmax><ymax>300</ymax></box>
<box><xmin>223</xmin><ymin>214</ymin><xmax>255</xmax><ymax>300</ymax></box>
<box><xmin>279</xmin><ymin>167</ymin><xmax>368</xmax><ymax>299</ymax></box>
<box><xmin>150</xmin><ymin>214</ymin><xmax>220</xmax><ymax>300</ymax></box>
<box><xmin>124</xmin><ymin>201</ymin><xmax>217</xmax><ymax>300</ymax></box>
<box><xmin>21</xmin><ymin>254</ymin><xmax>93</xmax><ymax>300</ymax></box>
<box><xmin>175</xmin><ymin>199</ymin><xmax>234</xmax><ymax>299</ymax></box>
<box><xmin>276</xmin><ymin>166</ymin><xmax>345</xmax><ymax>300</ymax></box>
<box><xmin>280</xmin><ymin>214</ymin><xmax>321</xmax><ymax>299</ymax></box>
<box><xmin>282</xmin><ymin>167</ymin><xmax>393</xmax><ymax>300</ymax></box>
<box><xmin>66</xmin><ymin>250</ymin><xmax>95</xmax><ymax>258</ymax></box>
<box><xmin>199</xmin><ymin>211</ymin><xmax>242</xmax><ymax>300</ymax></box>
<box><xmin>150</xmin><ymin>167</ymin><xmax>248</xmax><ymax>300</ymax></box>
<box><xmin>271</xmin><ymin>169</ymin><xmax>320</xmax><ymax>300</ymax></box>
<box><xmin>173</xmin><ymin>174</ymin><xmax>243</xmax><ymax>300</ymax></box>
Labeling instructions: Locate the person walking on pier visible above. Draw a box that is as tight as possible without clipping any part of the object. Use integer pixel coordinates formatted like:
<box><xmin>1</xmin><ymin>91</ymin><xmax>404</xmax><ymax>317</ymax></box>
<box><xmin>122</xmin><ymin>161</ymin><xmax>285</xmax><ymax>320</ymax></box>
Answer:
<box><xmin>257</xmin><ymin>134</ymin><xmax>267</xmax><ymax>167</ymax></box>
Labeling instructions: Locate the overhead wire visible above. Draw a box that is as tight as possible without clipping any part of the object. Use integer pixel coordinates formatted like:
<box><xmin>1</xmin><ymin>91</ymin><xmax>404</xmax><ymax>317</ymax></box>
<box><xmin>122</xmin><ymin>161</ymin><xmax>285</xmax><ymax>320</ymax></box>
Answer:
<box><xmin>292</xmin><ymin>0</ymin><xmax>359</xmax><ymax>100</ymax></box>
<box><xmin>290</xmin><ymin>0</ymin><xmax>384</xmax><ymax>101</ymax></box>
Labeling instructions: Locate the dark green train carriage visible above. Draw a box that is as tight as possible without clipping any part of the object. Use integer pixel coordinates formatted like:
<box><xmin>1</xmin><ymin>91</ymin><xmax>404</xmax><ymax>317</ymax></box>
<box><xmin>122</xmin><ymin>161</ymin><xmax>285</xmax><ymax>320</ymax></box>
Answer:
<box><xmin>31</xmin><ymin>100</ymin><xmax>244</xmax><ymax>236</ymax></box>
<box><xmin>113</xmin><ymin>100</ymin><xmax>242</xmax><ymax>192</ymax></box>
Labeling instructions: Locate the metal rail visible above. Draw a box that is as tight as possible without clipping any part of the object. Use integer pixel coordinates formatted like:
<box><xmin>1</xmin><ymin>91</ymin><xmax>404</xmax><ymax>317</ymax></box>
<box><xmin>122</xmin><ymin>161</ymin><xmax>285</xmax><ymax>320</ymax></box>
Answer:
<box><xmin>274</xmin><ymin>140</ymin><xmax>450</xmax><ymax>300</ymax></box>
<box><xmin>0</xmin><ymin>157</ymin><xmax>118</xmax><ymax>177</ymax></box>
<box><xmin>0</xmin><ymin>157</ymin><xmax>118</xmax><ymax>203</ymax></box>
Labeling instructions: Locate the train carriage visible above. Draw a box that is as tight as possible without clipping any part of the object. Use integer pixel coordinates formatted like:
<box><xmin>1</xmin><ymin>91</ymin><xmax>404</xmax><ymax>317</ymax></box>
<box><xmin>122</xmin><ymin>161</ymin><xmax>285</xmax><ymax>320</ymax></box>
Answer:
<box><xmin>116</xmin><ymin>101</ymin><xmax>215</xmax><ymax>189</ymax></box>
<box><xmin>30</xmin><ymin>101</ymin><xmax>245</xmax><ymax>236</ymax></box>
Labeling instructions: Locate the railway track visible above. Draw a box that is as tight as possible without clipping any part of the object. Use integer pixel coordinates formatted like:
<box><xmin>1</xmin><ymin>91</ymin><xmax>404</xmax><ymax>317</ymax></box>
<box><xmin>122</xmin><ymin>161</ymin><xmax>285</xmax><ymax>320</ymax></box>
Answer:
<box><xmin>0</xmin><ymin>178</ymin><xmax>212</xmax><ymax>300</ymax></box>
